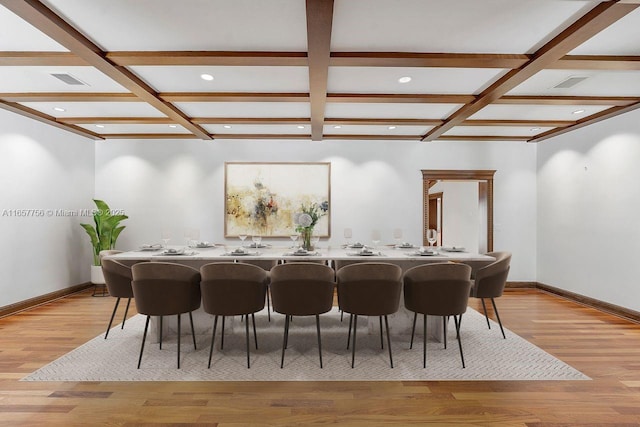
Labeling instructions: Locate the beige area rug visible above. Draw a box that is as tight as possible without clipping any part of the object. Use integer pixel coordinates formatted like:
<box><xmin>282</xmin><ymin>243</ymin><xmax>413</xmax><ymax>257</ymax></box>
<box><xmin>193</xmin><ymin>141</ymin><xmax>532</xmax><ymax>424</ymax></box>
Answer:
<box><xmin>23</xmin><ymin>307</ymin><xmax>589</xmax><ymax>382</ymax></box>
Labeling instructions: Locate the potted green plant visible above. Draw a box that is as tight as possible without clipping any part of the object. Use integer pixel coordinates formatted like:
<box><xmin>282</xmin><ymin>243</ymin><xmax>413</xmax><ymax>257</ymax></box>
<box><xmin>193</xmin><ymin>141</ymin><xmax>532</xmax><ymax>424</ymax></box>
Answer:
<box><xmin>80</xmin><ymin>199</ymin><xmax>128</xmax><ymax>284</ymax></box>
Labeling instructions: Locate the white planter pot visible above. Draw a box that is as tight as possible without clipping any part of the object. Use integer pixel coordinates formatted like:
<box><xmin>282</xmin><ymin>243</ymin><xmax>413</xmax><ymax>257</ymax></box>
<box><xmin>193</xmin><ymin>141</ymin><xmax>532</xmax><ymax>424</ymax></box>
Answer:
<box><xmin>91</xmin><ymin>265</ymin><xmax>105</xmax><ymax>285</ymax></box>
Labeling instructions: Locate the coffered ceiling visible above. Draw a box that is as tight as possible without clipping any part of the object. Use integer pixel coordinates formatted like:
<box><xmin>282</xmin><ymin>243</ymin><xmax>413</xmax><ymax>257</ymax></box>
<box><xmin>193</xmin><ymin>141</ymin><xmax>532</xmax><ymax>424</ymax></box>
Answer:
<box><xmin>0</xmin><ymin>0</ymin><xmax>639</xmax><ymax>142</ymax></box>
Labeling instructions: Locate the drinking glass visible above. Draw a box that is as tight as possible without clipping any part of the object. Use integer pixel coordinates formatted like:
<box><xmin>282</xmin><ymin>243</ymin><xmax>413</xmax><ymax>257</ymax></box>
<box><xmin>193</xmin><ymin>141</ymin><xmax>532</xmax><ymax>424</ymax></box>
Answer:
<box><xmin>392</xmin><ymin>228</ymin><xmax>403</xmax><ymax>246</ymax></box>
<box><xmin>161</xmin><ymin>230</ymin><xmax>171</xmax><ymax>248</ymax></box>
<box><xmin>238</xmin><ymin>234</ymin><xmax>247</xmax><ymax>247</ymax></box>
<box><xmin>371</xmin><ymin>229</ymin><xmax>381</xmax><ymax>249</ymax></box>
<box><xmin>343</xmin><ymin>228</ymin><xmax>353</xmax><ymax>245</ymax></box>
<box><xmin>310</xmin><ymin>234</ymin><xmax>320</xmax><ymax>250</ymax></box>
<box><xmin>289</xmin><ymin>234</ymin><xmax>299</xmax><ymax>248</ymax></box>
<box><xmin>251</xmin><ymin>235</ymin><xmax>262</xmax><ymax>248</ymax></box>
<box><xmin>427</xmin><ymin>229</ymin><xmax>438</xmax><ymax>247</ymax></box>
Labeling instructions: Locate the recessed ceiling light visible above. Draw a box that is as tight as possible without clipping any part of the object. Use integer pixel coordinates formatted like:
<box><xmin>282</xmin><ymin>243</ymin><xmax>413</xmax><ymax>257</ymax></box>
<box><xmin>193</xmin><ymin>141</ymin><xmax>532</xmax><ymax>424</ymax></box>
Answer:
<box><xmin>530</xmin><ymin>127</ymin><xmax>541</xmax><ymax>131</ymax></box>
<box><xmin>53</xmin><ymin>107</ymin><xmax>66</xmax><ymax>112</ymax></box>
<box><xmin>333</xmin><ymin>125</ymin><xmax>342</xmax><ymax>129</ymax></box>
<box><xmin>388</xmin><ymin>126</ymin><xmax>397</xmax><ymax>130</ymax></box>
<box><xmin>95</xmin><ymin>124</ymin><xmax>105</xmax><ymax>128</ymax></box>
<box><xmin>200</xmin><ymin>73</ymin><xmax>214</xmax><ymax>81</ymax></box>
<box><xmin>297</xmin><ymin>125</ymin><xmax>305</xmax><ymax>129</ymax></box>
<box><xmin>168</xmin><ymin>124</ymin><xmax>177</xmax><ymax>128</ymax></box>
<box><xmin>223</xmin><ymin>125</ymin><xmax>232</xmax><ymax>129</ymax></box>
<box><xmin>572</xmin><ymin>109</ymin><xmax>585</xmax><ymax>115</ymax></box>
<box><xmin>398</xmin><ymin>76</ymin><xmax>412</xmax><ymax>83</ymax></box>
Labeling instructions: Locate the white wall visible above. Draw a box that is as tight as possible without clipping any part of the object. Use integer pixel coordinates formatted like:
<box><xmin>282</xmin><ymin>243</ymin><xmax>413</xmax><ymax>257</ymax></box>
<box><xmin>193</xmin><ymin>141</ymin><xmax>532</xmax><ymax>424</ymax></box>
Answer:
<box><xmin>95</xmin><ymin>138</ymin><xmax>537</xmax><ymax>280</ymax></box>
<box><xmin>538</xmin><ymin>108</ymin><xmax>640</xmax><ymax>311</ymax></box>
<box><xmin>0</xmin><ymin>109</ymin><xmax>94</xmax><ymax>307</ymax></box>
<box><xmin>431</xmin><ymin>181</ymin><xmax>479</xmax><ymax>251</ymax></box>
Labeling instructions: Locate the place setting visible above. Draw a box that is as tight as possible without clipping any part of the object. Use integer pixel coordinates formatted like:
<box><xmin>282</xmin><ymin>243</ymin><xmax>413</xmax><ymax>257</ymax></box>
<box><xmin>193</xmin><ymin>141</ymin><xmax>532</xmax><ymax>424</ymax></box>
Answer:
<box><xmin>154</xmin><ymin>247</ymin><xmax>199</xmax><ymax>257</ymax></box>
<box><xmin>137</xmin><ymin>243</ymin><xmax>163</xmax><ymax>252</ymax></box>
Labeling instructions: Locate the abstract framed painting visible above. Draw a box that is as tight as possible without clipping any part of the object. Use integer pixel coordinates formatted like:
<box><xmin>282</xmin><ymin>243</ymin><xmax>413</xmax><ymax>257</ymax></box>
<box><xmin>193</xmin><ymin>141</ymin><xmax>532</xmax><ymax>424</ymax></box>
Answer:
<box><xmin>224</xmin><ymin>162</ymin><xmax>331</xmax><ymax>238</ymax></box>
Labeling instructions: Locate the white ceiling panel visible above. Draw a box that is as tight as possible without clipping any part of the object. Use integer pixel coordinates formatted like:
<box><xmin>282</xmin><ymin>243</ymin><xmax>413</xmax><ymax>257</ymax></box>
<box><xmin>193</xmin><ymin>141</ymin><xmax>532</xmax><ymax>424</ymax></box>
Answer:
<box><xmin>570</xmin><ymin>7</ymin><xmax>640</xmax><ymax>55</ymax></box>
<box><xmin>130</xmin><ymin>66</ymin><xmax>309</xmax><ymax>93</ymax></box>
<box><xmin>20</xmin><ymin>102</ymin><xmax>166</xmax><ymax>118</ymax></box>
<box><xmin>204</xmin><ymin>124</ymin><xmax>309</xmax><ymax>135</ymax></box>
<box><xmin>444</xmin><ymin>126</ymin><xmax>554</xmax><ymax>137</ymax></box>
<box><xmin>0</xmin><ymin>66</ymin><xmax>127</xmax><ymax>92</ymax></box>
<box><xmin>327</xmin><ymin>67</ymin><xmax>508</xmax><ymax>94</ymax></box>
<box><xmin>508</xmin><ymin>70</ymin><xmax>640</xmax><ymax>96</ymax></box>
<box><xmin>0</xmin><ymin>5</ymin><xmax>68</xmax><ymax>51</ymax></box>
<box><xmin>323</xmin><ymin>125</ymin><xmax>429</xmax><ymax>136</ymax></box>
<box><xmin>325</xmin><ymin>103</ymin><xmax>462</xmax><ymax>119</ymax></box>
<box><xmin>469</xmin><ymin>104</ymin><xmax>612</xmax><ymax>121</ymax></box>
<box><xmin>174</xmin><ymin>102</ymin><xmax>310</xmax><ymax>118</ymax></box>
<box><xmin>79</xmin><ymin>124</ymin><xmax>191</xmax><ymax>134</ymax></box>
<box><xmin>332</xmin><ymin>0</ymin><xmax>594</xmax><ymax>53</ymax></box>
<box><xmin>43</xmin><ymin>0</ymin><xmax>308</xmax><ymax>51</ymax></box>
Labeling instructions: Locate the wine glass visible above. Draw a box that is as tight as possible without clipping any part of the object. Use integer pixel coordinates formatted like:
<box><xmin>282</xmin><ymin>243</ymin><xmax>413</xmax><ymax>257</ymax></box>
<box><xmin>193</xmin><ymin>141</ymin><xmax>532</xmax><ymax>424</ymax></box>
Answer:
<box><xmin>251</xmin><ymin>234</ymin><xmax>262</xmax><ymax>248</ymax></box>
<box><xmin>343</xmin><ymin>228</ymin><xmax>353</xmax><ymax>246</ymax></box>
<box><xmin>371</xmin><ymin>229</ymin><xmax>381</xmax><ymax>249</ymax></box>
<box><xmin>427</xmin><ymin>229</ymin><xmax>437</xmax><ymax>247</ymax></box>
<box><xmin>238</xmin><ymin>234</ymin><xmax>247</xmax><ymax>247</ymax></box>
<box><xmin>290</xmin><ymin>234</ymin><xmax>299</xmax><ymax>248</ymax></box>
<box><xmin>392</xmin><ymin>228</ymin><xmax>403</xmax><ymax>247</ymax></box>
<box><xmin>310</xmin><ymin>234</ymin><xmax>320</xmax><ymax>250</ymax></box>
<box><xmin>161</xmin><ymin>230</ymin><xmax>171</xmax><ymax>248</ymax></box>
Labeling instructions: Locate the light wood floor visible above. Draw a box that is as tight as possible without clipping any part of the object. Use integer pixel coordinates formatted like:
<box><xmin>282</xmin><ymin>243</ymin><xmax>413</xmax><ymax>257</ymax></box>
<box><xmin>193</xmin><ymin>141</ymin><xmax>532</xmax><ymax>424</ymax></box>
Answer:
<box><xmin>1</xmin><ymin>288</ymin><xmax>640</xmax><ymax>426</ymax></box>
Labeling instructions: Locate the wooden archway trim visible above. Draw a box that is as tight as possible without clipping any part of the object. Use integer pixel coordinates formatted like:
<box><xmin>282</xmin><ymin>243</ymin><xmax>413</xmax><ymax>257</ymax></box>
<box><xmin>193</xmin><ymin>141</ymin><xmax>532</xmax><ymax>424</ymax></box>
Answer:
<box><xmin>421</xmin><ymin>169</ymin><xmax>496</xmax><ymax>252</ymax></box>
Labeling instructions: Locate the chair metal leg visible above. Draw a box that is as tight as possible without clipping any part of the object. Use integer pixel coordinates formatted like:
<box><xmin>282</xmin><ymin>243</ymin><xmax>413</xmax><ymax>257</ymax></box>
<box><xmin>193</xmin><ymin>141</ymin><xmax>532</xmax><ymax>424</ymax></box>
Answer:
<box><xmin>177</xmin><ymin>314</ymin><xmax>181</xmax><ymax>369</ymax></box>
<box><xmin>423</xmin><ymin>314</ymin><xmax>427</xmax><ymax>368</ymax></box>
<box><xmin>266</xmin><ymin>290</ymin><xmax>271</xmax><ymax>322</ymax></box>
<box><xmin>122</xmin><ymin>298</ymin><xmax>131</xmax><ymax>329</ymax></box>
<box><xmin>189</xmin><ymin>311</ymin><xmax>197</xmax><ymax>349</ymax></box>
<box><xmin>379</xmin><ymin>316</ymin><xmax>384</xmax><ymax>349</ymax></box>
<box><xmin>137</xmin><ymin>315</ymin><xmax>150</xmax><ymax>369</ymax></box>
<box><xmin>105</xmin><ymin>297</ymin><xmax>120</xmax><ymax>339</ymax></box>
<box><xmin>347</xmin><ymin>314</ymin><xmax>353</xmax><ymax>349</ymax></box>
<box><xmin>280</xmin><ymin>315</ymin><xmax>290</xmax><ymax>368</ymax></box>
<box><xmin>491</xmin><ymin>298</ymin><xmax>506</xmax><ymax>339</ymax></box>
<box><xmin>410</xmin><ymin>312</ymin><xmax>417</xmax><ymax>349</ymax></box>
<box><xmin>207</xmin><ymin>316</ymin><xmax>218</xmax><ymax>369</ymax></box>
<box><xmin>245</xmin><ymin>312</ymin><xmax>251</xmax><ymax>369</ymax></box>
<box><xmin>443</xmin><ymin>316</ymin><xmax>447</xmax><ymax>349</ymax></box>
<box><xmin>252</xmin><ymin>313</ymin><xmax>258</xmax><ymax>349</ymax></box>
<box><xmin>384</xmin><ymin>315</ymin><xmax>393</xmax><ymax>368</ymax></box>
<box><xmin>481</xmin><ymin>298</ymin><xmax>491</xmax><ymax>329</ymax></box>
<box><xmin>159</xmin><ymin>316</ymin><xmax>163</xmax><ymax>349</ymax></box>
<box><xmin>340</xmin><ymin>309</ymin><xmax>344</xmax><ymax>322</ymax></box>
<box><xmin>351</xmin><ymin>315</ymin><xmax>358</xmax><ymax>368</ymax></box>
<box><xmin>221</xmin><ymin>316</ymin><xmax>225</xmax><ymax>350</ymax></box>
<box><xmin>454</xmin><ymin>314</ymin><xmax>465</xmax><ymax>368</ymax></box>
<box><xmin>316</xmin><ymin>314</ymin><xmax>323</xmax><ymax>369</ymax></box>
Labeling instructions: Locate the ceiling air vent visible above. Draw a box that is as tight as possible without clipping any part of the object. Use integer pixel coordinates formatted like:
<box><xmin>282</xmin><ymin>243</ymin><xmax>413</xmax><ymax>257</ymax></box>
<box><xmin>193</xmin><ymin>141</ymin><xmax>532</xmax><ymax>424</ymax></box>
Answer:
<box><xmin>553</xmin><ymin>76</ymin><xmax>588</xmax><ymax>89</ymax></box>
<box><xmin>50</xmin><ymin>73</ymin><xmax>87</xmax><ymax>86</ymax></box>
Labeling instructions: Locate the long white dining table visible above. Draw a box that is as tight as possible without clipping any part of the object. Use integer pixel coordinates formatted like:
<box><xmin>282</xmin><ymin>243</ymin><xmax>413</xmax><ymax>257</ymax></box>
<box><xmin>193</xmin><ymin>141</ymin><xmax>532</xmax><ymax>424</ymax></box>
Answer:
<box><xmin>106</xmin><ymin>245</ymin><xmax>495</xmax><ymax>343</ymax></box>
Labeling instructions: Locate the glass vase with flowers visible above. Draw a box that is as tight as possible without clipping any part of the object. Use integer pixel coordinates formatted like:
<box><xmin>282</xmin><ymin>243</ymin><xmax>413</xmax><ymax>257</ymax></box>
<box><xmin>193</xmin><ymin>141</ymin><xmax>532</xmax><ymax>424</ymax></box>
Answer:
<box><xmin>293</xmin><ymin>201</ymin><xmax>328</xmax><ymax>251</ymax></box>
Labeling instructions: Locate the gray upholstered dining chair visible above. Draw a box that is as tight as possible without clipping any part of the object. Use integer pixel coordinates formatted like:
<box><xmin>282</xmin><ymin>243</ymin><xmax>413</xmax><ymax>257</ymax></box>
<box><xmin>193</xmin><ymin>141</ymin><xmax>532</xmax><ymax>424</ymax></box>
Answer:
<box><xmin>131</xmin><ymin>262</ymin><xmax>201</xmax><ymax>369</ymax></box>
<box><xmin>403</xmin><ymin>262</ymin><xmax>472</xmax><ymax>368</ymax></box>
<box><xmin>470</xmin><ymin>251</ymin><xmax>512</xmax><ymax>339</ymax></box>
<box><xmin>200</xmin><ymin>262</ymin><xmax>268</xmax><ymax>369</ymax></box>
<box><xmin>238</xmin><ymin>259</ymin><xmax>278</xmax><ymax>321</ymax></box>
<box><xmin>269</xmin><ymin>262</ymin><xmax>335</xmax><ymax>368</ymax></box>
<box><xmin>336</xmin><ymin>262</ymin><xmax>403</xmax><ymax>368</ymax></box>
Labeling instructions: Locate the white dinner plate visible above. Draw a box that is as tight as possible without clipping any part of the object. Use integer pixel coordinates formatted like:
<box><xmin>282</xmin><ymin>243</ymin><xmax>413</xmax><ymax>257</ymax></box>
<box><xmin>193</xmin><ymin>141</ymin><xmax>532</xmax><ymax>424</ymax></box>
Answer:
<box><xmin>156</xmin><ymin>250</ymin><xmax>197</xmax><ymax>256</ymax></box>
<box><xmin>442</xmin><ymin>247</ymin><xmax>465</xmax><ymax>252</ymax></box>
<box><xmin>408</xmin><ymin>251</ymin><xmax>439</xmax><ymax>256</ymax></box>
<box><xmin>139</xmin><ymin>246</ymin><xmax>162</xmax><ymax>251</ymax></box>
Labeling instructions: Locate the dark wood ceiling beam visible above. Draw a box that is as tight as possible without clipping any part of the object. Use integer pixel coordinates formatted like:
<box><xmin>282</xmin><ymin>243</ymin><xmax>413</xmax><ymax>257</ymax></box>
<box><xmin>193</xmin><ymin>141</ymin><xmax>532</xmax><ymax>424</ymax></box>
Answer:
<box><xmin>327</xmin><ymin>93</ymin><xmax>474</xmax><ymax>104</ymax></box>
<box><xmin>0</xmin><ymin>100</ymin><xmax>102</xmax><ymax>139</ymax></box>
<box><xmin>496</xmin><ymin>95</ymin><xmax>639</xmax><ymax>106</ymax></box>
<box><xmin>0</xmin><ymin>51</ymin><xmax>86</xmax><ymax>66</ymax></box>
<box><xmin>101</xmin><ymin>133</ymin><xmax>199</xmax><ymax>139</ymax></box>
<box><xmin>325</xmin><ymin>118</ymin><xmax>442</xmax><ymax>126</ymax></box>
<box><xmin>0</xmin><ymin>92</ymin><xmax>139</xmax><ymax>102</ymax></box>
<box><xmin>529</xmin><ymin>100</ymin><xmax>640</xmax><ymax>143</ymax></box>
<box><xmin>107</xmin><ymin>51</ymin><xmax>307</xmax><ymax>66</ymax></box>
<box><xmin>436</xmin><ymin>135</ymin><xmax>531</xmax><ymax>141</ymax></box>
<box><xmin>193</xmin><ymin>117</ymin><xmax>309</xmax><ymax>125</ymax></box>
<box><xmin>422</xmin><ymin>1</ymin><xmax>640</xmax><ymax>141</ymax></box>
<box><xmin>306</xmin><ymin>0</ymin><xmax>334</xmax><ymax>141</ymax></box>
<box><xmin>323</xmin><ymin>134</ymin><xmax>421</xmax><ymax>141</ymax></box>
<box><xmin>461</xmin><ymin>119</ymin><xmax>574</xmax><ymax>127</ymax></box>
<box><xmin>330</xmin><ymin>52</ymin><xmax>529</xmax><ymax>68</ymax></box>
<box><xmin>555</xmin><ymin>55</ymin><xmax>640</xmax><ymax>70</ymax></box>
<box><xmin>160</xmin><ymin>92</ymin><xmax>309</xmax><ymax>102</ymax></box>
<box><xmin>0</xmin><ymin>0</ymin><xmax>211</xmax><ymax>140</ymax></box>
<box><xmin>212</xmin><ymin>134</ymin><xmax>310</xmax><ymax>140</ymax></box>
